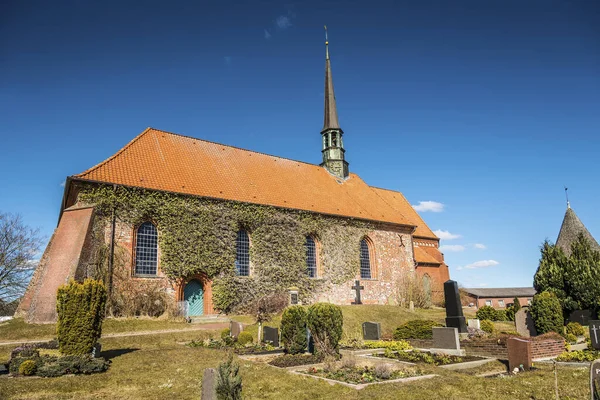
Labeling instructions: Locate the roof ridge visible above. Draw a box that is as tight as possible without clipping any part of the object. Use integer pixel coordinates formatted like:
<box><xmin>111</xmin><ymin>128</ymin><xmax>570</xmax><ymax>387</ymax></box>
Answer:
<box><xmin>75</xmin><ymin>127</ymin><xmax>153</xmax><ymax>178</ymax></box>
<box><xmin>147</xmin><ymin>127</ymin><xmax>326</xmax><ymax>169</ymax></box>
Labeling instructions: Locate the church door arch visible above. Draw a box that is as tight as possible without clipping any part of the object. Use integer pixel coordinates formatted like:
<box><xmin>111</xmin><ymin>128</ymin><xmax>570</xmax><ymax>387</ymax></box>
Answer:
<box><xmin>184</xmin><ymin>279</ymin><xmax>204</xmax><ymax>316</ymax></box>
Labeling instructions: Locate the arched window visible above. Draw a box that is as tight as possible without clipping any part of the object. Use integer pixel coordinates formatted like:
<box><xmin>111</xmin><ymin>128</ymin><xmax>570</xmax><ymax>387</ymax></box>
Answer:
<box><xmin>135</xmin><ymin>222</ymin><xmax>158</xmax><ymax>276</ymax></box>
<box><xmin>235</xmin><ymin>230</ymin><xmax>250</xmax><ymax>276</ymax></box>
<box><xmin>360</xmin><ymin>238</ymin><xmax>372</xmax><ymax>279</ymax></box>
<box><xmin>305</xmin><ymin>236</ymin><xmax>318</xmax><ymax>278</ymax></box>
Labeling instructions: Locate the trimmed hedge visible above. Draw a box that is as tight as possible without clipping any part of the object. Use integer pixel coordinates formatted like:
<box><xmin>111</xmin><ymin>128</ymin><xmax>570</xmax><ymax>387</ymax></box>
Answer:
<box><xmin>281</xmin><ymin>305</ymin><xmax>308</xmax><ymax>355</ymax></box>
<box><xmin>530</xmin><ymin>291</ymin><xmax>563</xmax><ymax>335</ymax></box>
<box><xmin>475</xmin><ymin>306</ymin><xmax>498</xmax><ymax>321</ymax></box>
<box><xmin>56</xmin><ymin>279</ymin><xmax>107</xmax><ymax>355</ymax></box>
<box><xmin>237</xmin><ymin>332</ymin><xmax>253</xmax><ymax>346</ymax></box>
<box><xmin>306</xmin><ymin>303</ymin><xmax>343</xmax><ymax>356</ymax></box>
<box><xmin>18</xmin><ymin>359</ymin><xmax>37</xmax><ymax>376</ymax></box>
<box><xmin>393</xmin><ymin>320</ymin><xmax>443</xmax><ymax>340</ymax></box>
<box><xmin>566</xmin><ymin>322</ymin><xmax>585</xmax><ymax>337</ymax></box>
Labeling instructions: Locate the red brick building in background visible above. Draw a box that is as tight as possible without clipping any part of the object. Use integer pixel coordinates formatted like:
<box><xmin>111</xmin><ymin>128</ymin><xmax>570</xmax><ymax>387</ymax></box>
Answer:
<box><xmin>17</xmin><ymin>36</ymin><xmax>450</xmax><ymax>323</ymax></box>
<box><xmin>463</xmin><ymin>288</ymin><xmax>536</xmax><ymax>309</ymax></box>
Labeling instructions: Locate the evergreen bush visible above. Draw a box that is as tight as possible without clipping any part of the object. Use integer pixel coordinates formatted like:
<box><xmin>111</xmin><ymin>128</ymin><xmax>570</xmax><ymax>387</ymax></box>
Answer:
<box><xmin>221</xmin><ymin>328</ymin><xmax>231</xmax><ymax>340</ymax></box>
<box><xmin>280</xmin><ymin>305</ymin><xmax>308</xmax><ymax>355</ymax></box>
<box><xmin>18</xmin><ymin>359</ymin><xmax>37</xmax><ymax>376</ymax></box>
<box><xmin>237</xmin><ymin>332</ymin><xmax>253</xmax><ymax>346</ymax></box>
<box><xmin>306</xmin><ymin>303</ymin><xmax>343</xmax><ymax>357</ymax></box>
<box><xmin>480</xmin><ymin>320</ymin><xmax>494</xmax><ymax>334</ymax></box>
<box><xmin>495</xmin><ymin>309</ymin><xmax>508</xmax><ymax>321</ymax></box>
<box><xmin>513</xmin><ymin>297</ymin><xmax>521</xmax><ymax>313</ymax></box>
<box><xmin>566</xmin><ymin>321</ymin><xmax>585</xmax><ymax>337</ymax></box>
<box><xmin>475</xmin><ymin>305</ymin><xmax>498</xmax><ymax>321</ymax></box>
<box><xmin>564</xmin><ymin>333</ymin><xmax>577</xmax><ymax>344</ymax></box>
<box><xmin>393</xmin><ymin>320</ymin><xmax>443</xmax><ymax>340</ymax></box>
<box><xmin>530</xmin><ymin>291</ymin><xmax>563</xmax><ymax>335</ymax></box>
<box><xmin>216</xmin><ymin>352</ymin><xmax>242</xmax><ymax>400</ymax></box>
<box><xmin>56</xmin><ymin>279</ymin><xmax>107</xmax><ymax>355</ymax></box>
<box><xmin>506</xmin><ymin>305</ymin><xmax>516</xmax><ymax>322</ymax></box>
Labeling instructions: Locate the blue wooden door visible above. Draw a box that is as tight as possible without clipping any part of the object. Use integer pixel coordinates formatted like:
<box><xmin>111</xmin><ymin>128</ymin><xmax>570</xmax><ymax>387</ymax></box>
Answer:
<box><xmin>184</xmin><ymin>279</ymin><xmax>204</xmax><ymax>316</ymax></box>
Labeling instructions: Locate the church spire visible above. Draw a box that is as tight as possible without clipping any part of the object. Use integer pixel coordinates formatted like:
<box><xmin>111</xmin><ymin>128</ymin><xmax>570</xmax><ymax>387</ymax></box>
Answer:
<box><xmin>320</xmin><ymin>26</ymin><xmax>348</xmax><ymax>179</ymax></box>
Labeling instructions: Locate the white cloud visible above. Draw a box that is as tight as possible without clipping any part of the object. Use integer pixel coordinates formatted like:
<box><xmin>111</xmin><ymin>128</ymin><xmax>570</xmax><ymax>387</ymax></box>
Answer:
<box><xmin>434</xmin><ymin>230</ymin><xmax>461</xmax><ymax>240</ymax></box>
<box><xmin>439</xmin><ymin>245</ymin><xmax>465</xmax><ymax>252</ymax></box>
<box><xmin>412</xmin><ymin>201</ymin><xmax>444</xmax><ymax>213</ymax></box>
<box><xmin>275</xmin><ymin>15</ymin><xmax>292</xmax><ymax>29</ymax></box>
<box><xmin>456</xmin><ymin>260</ymin><xmax>499</xmax><ymax>271</ymax></box>
<box><xmin>264</xmin><ymin>29</ymin><xmax>271</xmax><ymax>39</ymax></box>
<box><xmin>474</xmin><ymin>243</ymin><xmax>486</xmax><ymax>249</ymax></box>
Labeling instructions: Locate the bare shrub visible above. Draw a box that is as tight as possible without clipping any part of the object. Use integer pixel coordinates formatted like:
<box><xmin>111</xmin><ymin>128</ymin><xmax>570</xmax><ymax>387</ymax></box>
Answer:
<box><xmin>374</xmin><ymin>363</ymin><xmax>392</xmax><ymax>379</ymax></box>
<box><xmin>395</xmin><ymin>272</ymin><xmax>432</xmax><ymax>309</ymax></box>
<box><xmin>340</xmin><ymin>355</ymin><xmax>356</xmax><ymax>369</ymax></box>
<box><xmin>244</xmin><ymin>292</ymin><xmax>288</xmax><ymax>342</ymax></box>
<box><xmin>323</xmin><ymin>355</ymin><xmax>339</xmax><ymax>373</ymax></box>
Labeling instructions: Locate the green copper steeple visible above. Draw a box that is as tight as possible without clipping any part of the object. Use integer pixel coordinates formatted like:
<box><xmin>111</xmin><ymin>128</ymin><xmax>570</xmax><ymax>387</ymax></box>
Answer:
<box><xmin>320</xmin><ymin>26</ymin><xmax>349</xmax><ymax>179</ymax></box>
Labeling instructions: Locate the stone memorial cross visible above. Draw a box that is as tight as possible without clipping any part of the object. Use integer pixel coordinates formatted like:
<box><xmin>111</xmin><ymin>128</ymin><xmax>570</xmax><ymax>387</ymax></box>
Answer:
<box><xmin>351</xmin><ymin>280</ymin><xmax>364</xmax><ymax>305</ymax></box>
<box><xmin>590</xmin><ymin>321</ymin><xmax>600</xmax><ymax>350</ymax></box>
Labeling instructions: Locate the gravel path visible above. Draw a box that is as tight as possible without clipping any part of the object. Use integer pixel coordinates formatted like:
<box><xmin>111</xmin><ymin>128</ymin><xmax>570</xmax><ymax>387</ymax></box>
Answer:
<box><xmin>0</xmin><ymin>322</ymin><xmax>228</xmax><ymax>347</ymax></box>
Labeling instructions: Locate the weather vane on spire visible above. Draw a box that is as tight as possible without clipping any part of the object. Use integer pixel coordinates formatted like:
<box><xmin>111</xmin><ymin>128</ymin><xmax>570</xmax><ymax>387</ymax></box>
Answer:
<box><xmin>565</xmin><ymin>186</ymin><xmax>570</xmax><ymax>208</ymax></box>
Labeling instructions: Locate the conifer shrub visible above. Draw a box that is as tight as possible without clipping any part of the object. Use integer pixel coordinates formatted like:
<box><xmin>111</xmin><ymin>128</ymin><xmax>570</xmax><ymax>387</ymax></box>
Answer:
<box><xmin>506</xmin><ymin>305</ymin><xmax>516</xmax><ymax>322</ymax></box>
<box><xmin>530</xmin><ymin>291</ymin><xmax>563</xmax><ymax>335</ymax></box>
<box><xmin>393</xmin><ymin>319</ymin><xmax>443</xmax><ymax>340</ymax></box>
<box><xmin>513</xmin><ymin>297</ymin><xmax>521</xmax><ymax>313</ymax></box>
<box><xmin>475</xmin><ymin>305</ymin><xmax>498</xmax><ymax>321</ymax></box>
<box><xmin>306</xmin><ymin>303</ymin><xmax>343</xmax><ymax>357</ymax></box>
<box><xmin>566</xmin><ymin>322</ymin><xmax>585</xmax><ymax>337</ymax></box>
<box><xmin>480</xmin><ymin>320</ymin><xmax>495</xmax><ymax>334</ymax></box>
<box><xmin>216</xmin><ymin>352</ymin><xmax>242</xmax><ymax>400</ymax></box>
<box><xmin>237</xmin><ymin>332</ymin><xmax>253</xmax><ymax>346</ymax></box>
<box><xmin>280</xmin><ymin>305</ymin><xmax>308</xmax><ymax>355</ymax></box>
<box><xmin>18</xmin><ymin>359</ymin><xmax>37</xmax><ymax>376</ymax></box>
<box><xmin>495</xmin><ymin>309</ymin><xmax>508</xmax><ymax>321</ymax></box>
<box><xmin>56</xmin><ymin>279</ymin><xmax>107</xmax><ymax>355</ymax></box>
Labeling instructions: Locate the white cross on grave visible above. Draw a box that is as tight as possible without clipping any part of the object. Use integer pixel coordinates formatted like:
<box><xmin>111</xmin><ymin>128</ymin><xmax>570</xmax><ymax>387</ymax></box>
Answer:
<box><xmin>592</xmin><ymin>326</ymin><xmax>599</xmax><ymax>343</ymax></box>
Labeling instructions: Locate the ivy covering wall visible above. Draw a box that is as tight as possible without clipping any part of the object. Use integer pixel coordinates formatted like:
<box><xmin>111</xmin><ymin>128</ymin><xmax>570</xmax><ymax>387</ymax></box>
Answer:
<box><xmin>78</xmin><ymin>184</ymin><xmax>375</xmax><ymax>313</ymax></box>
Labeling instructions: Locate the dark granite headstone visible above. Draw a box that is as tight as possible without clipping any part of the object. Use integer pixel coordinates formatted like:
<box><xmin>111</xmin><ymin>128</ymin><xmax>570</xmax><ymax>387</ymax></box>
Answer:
<box><xmin>444</xmin><ymin>280</ymin><xmax>467</xmax><ymax>333</ymax></box>
<box><xmin>569</xmin><ymin>310</ymin><xmax>597</xmax><ymax>326</ymax></box>
<box><xmin>591</xmin><ymin>359</ymin><xmax>600</xmax><ymax>400</ymax></box>
<box><xmin>307</xmin><ymin>328</ymin><xmax>315</xmax><ymax>354</ymax></box>
<box><xmin>263</xmin><ymin>326</ymin><xmax>279</xmax><ymax>347</ymax></box>
<box><xmin>362</xmin><ymin>322</ymin><xmax>381</xmax><ymax>341</ymax></box>
<box><xmin>432</xmin><ymin>327</ymin><xmax>460</xmax><ymax>350</ymax></box>
<box><xmin>507</xmin><ymin>337</ymin><xmax>532</xmax><ymax>371</ymax></box>
<box><xmin>515</xmin><ymin>308</ymin><xmax>537</xmax><ymax>338</ymax></box>
<box><xmin>590</xmin><ymin>321</ymin><xmax>600</xmax><ymax>350</ymax></box>
<box><xmin>230</xmin><ymin>321</ymin><xmax>244</xmax><ymax>339</ymax></box>
<box><xmin>201</xmin><ymin>368</ymin><xmax>216</xmax><ymax>400</ymax></box>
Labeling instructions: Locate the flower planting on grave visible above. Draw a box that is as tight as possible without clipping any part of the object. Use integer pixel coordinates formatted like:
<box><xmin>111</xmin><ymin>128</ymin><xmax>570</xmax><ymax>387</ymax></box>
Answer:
<box><xmin>393</xmin><ymin>319</ymin><xmax>443</xmax><ymax>340</ymax></box>
<box><xmin>187</xmin><ymin>336</ymin><xmax>278</xmax><ymax>355</ymax></box>
<box><xmin>268</xmin><ymin>353</ymin><xmax>324</xmax><ymax>368</ymax></box>
<box><xmin>374</xmin><ymin>349</ymin><xmax>485</xmax><ymax>366</ymax></box>
<box><xmin>556</xmin><ymin>349</ymin><xmax>600</xmax><ymax>362</ymax></box>
<box><xmin>340</xmin><ymin>339</ymin><xmax>412</xmax><ymax>352</ymax></box>
<box><xmin>302</xmin><ymin>357</ymin><xmax>426</xmax><ymax>385</ymax></box>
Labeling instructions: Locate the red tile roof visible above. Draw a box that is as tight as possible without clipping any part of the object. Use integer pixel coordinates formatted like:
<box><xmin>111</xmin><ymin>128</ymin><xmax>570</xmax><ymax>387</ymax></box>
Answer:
<box><xmin>414</xmin><ymin>247</ymin><xmax>442</xmax><ymax>265</ymax></box>
<box><xmin>75</xmin><ymin>128</ymin><xmax>436</xmax><ymax>235</ymax></box>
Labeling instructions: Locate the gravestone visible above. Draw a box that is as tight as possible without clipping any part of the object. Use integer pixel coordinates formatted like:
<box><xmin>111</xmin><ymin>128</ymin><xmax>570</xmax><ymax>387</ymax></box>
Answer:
<box><xmin>351</xmin><ymin>280</ymin><xmax>364</xmax><ymax>305</ymax></box>
<box><xmin>444</xmin><ymin>280</ymin><xmax>467</xmax><ymax>333</ymax></box>
<box><xmin>431</xmin><ymin>327</ymin><xmax>464</xmax><ymax>356</ymax></box>
<box><xmin>515</xmin><ymin>308</ymin><xmax>537</xmax><ymax>338</ymax></box>
<box><xmin>230</xmin><ymin>321</ymin><xmax>244</xmax><ymax>339</ymax></box>
<box><xmin>570</xmin><ymin>309</ymin><xmax>597</xmax><ymax>326</ymax></box>
<box><xmin>263</xmin><ymin>326</ymin><xmax>280</xmax><ymax>347</ymax></box>
<box><xmin>467</xmin><ymin>319</ymin><xmax>481</xmax><ymax>330</ymax></box>
<box><xmin>507</xmin><ymin>337</ymin><xmax>532</xmax><ymax>371</ymax></box>
<box><xmin>409</xmin><ymin>301</ymin><xmax>414</xmax><ymax>312</ymax></box>
<box><xmin>591</xmin><ymin>359</ymin><xmax>600</xmax><ymax>400</ymax></box>
<box><xmin>590</xmin><ymin>321</ymin><xmax>600</xmax><ymax>350</ymax></box>
<box><xmin>201</xmin><ymin>368</ymin><xmax>216</xmax><ymax>400</ymax></box>
<box><xmin>362</xmin><ymin>322</ymin><xmax>381</xmax><ymax>341</ymax></box>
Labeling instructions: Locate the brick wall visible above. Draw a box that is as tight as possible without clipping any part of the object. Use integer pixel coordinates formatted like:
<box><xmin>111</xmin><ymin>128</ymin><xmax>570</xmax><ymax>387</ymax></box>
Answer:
<box><xmin>408</xmin><ymin>337</ymin><xmax>565</xmax><ymax>360</ymax></box>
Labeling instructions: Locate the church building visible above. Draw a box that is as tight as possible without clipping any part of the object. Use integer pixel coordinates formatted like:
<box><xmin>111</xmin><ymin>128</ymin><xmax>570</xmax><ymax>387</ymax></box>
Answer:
<box><xmin>17</xmin><ymin>36</ymin><xmax>449</xmax><ymax>323</ymax></box>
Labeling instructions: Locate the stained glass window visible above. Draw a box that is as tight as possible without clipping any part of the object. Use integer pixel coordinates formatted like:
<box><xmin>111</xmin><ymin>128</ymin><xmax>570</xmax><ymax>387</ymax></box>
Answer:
<box><xmin>360</xmin><ymin>239</ymin><xmax>372</xmax><ymax>279</ymax></box>
<box><xmin>305</xmin><ymin>236</ymin><xmax>317</xmax><ymax>278</ymax></box>
<box><xmin>135</xmin><ymin>222</ymin><xmax>158</xmax><ymax>276</ymax></box>
<box><xmin>235</xmin><ymin>230</ymin><xmax>250</xmax><ymax>276</ymax></box>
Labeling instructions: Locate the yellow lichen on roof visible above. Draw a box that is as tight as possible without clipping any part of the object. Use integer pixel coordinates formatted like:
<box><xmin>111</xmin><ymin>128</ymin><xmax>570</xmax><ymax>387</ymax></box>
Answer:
<box><xmin>76</xmin><ymin>128</ymin><xmax>418</xmax><ymax>226</ymax></box>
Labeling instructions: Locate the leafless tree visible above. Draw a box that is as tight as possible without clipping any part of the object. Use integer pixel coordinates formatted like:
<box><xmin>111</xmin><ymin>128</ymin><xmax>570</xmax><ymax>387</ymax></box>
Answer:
<box><xmin>0</xmin><ymin>212</ymin><xmax>42</xmax><ymax>301</ymax></box>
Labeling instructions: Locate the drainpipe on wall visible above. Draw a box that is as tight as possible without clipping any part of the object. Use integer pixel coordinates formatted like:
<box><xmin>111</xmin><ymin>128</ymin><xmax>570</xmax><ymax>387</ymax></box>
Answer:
<box><xmin>106</xmin><ymin>184</ymin><xmax>117</xmax><ymax>313</ymax></box>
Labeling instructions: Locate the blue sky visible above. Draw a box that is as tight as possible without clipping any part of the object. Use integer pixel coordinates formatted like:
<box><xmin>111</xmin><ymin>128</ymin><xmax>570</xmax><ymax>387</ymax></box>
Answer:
<box><xmin>1</xmin><ymin>0</ymin><xmax>599</xmax><ymax>289</ymax></box>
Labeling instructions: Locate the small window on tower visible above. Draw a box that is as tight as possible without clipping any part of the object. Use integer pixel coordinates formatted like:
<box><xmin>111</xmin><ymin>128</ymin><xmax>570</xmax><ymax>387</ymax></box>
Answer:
<box><xmin>332</xmin><ymin>133</ymin><xmax>337</xmax><ymax>147</ymax></box>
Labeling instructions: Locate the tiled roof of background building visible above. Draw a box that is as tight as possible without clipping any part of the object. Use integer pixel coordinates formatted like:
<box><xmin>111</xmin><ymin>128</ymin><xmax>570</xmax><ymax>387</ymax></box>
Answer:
<box><xmin>75</xmin><ymin>127</ymin><xmax>438</xmax><ymax>238</ymax></box>
<box><xmin>464</xmin><ymin>287</ymin><xmax>537</xmax><ymax>298</ymax></box>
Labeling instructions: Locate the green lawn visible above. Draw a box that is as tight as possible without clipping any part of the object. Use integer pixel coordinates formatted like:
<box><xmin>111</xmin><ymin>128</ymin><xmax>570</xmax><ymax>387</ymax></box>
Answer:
<box><xmin>0</xmin><ymin>328</ymin><xmax>590</xmax><ymax>400</ymax></box>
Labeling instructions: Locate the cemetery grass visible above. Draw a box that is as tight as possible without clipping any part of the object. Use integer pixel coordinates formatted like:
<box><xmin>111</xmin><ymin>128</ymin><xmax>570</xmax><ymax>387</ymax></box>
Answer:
<box><xmin>0</xmin><ymin>330</ymin><xmax>592</xmax><ymax>400</ymax></box>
